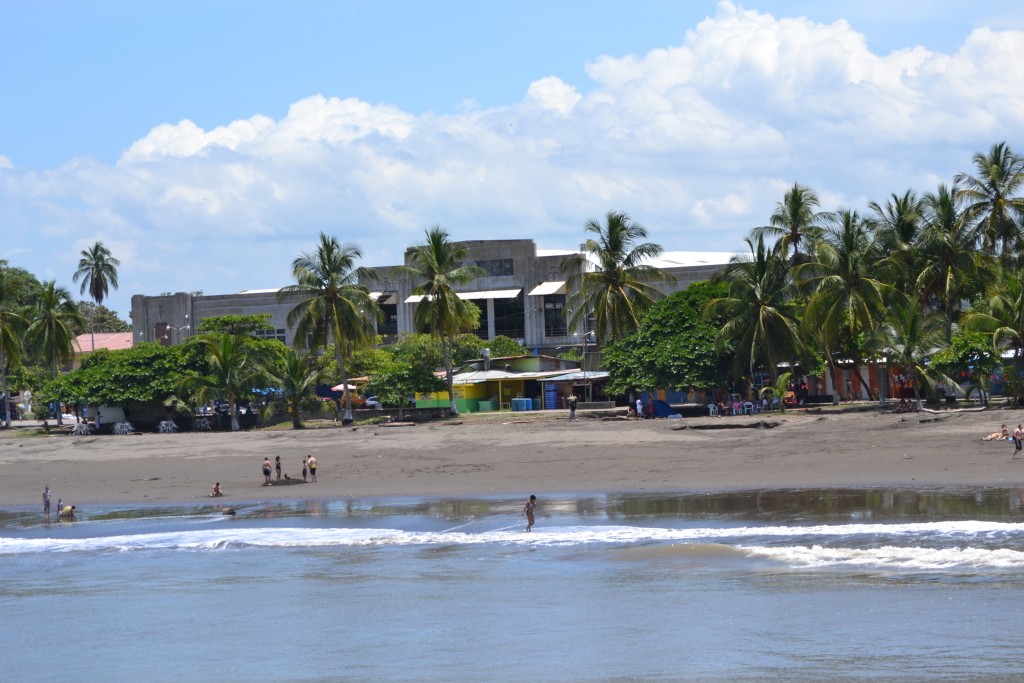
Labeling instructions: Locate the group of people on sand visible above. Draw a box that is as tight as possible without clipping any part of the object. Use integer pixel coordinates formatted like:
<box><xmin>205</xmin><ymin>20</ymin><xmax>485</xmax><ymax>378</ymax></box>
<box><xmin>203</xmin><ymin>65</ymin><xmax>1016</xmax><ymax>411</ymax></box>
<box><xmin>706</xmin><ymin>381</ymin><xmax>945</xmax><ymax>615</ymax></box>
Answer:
<box><xmin>983</xmin><ymin>423</ymin><xmax>1024</xmax><ymax>457</ymax></box>
<box><xmin>261</xmin><ymin>454</ymin><xmax>317</xmax><ymax>486</ymax></box>
<box><xmin>41</xmin><ymin>485</ymin><xmax>75</xmax><ymax>520</ymax></box>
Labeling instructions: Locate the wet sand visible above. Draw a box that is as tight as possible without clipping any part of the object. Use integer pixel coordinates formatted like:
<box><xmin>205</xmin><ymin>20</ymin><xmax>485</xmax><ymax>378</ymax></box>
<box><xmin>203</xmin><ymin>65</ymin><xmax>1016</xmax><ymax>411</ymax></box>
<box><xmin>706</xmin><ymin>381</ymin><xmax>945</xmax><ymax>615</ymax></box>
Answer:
<box><xmin>3</xmin><ymin>408</ymin><xmax>1024</xmax><ymax>506</ymax></box>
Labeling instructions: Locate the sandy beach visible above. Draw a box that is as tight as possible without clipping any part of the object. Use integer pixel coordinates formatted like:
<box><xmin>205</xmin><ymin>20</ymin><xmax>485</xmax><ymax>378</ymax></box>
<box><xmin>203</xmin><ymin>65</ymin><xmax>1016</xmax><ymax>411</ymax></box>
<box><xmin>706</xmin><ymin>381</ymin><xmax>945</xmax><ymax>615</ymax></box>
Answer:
<box><xmin>3</xmin><ymin>407</ymin><xmax>1024</xmax><ymax>507</ymax></box>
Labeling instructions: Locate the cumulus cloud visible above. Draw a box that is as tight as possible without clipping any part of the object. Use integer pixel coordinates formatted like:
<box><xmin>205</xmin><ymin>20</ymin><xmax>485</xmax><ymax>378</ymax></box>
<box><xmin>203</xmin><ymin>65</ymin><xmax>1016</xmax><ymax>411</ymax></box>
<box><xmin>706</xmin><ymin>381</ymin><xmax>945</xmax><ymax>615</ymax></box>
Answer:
<box><xmin>2</xmin><ymin>1</ymin><xmax>1024</xmax><ymax>316</ymax></box>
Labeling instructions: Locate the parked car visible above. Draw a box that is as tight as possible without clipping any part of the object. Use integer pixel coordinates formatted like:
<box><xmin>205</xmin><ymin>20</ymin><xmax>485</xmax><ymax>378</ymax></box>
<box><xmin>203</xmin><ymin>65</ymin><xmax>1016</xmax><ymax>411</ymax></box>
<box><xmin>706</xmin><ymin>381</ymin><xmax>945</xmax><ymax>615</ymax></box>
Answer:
<box><xmin>365</xmin><ymin>396</ymin><xmax>383</xmax><ymax>409</ymax></box>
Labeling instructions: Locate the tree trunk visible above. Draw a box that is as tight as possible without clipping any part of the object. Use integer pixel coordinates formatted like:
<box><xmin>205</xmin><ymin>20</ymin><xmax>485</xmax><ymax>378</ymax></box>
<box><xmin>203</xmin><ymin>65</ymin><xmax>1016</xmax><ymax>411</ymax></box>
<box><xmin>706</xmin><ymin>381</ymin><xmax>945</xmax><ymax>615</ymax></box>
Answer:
<box><xmin>444</xmin><ymin>335</ymin><xmax>458</xmax><ymax>415</ymax></box>
<box><xmin>852</xmin><ymin>363</ymin><xmax>873</xmax><ymax>401</ymax></box>
<box><xmin>291</xmin><ymin>403</ymin><xmax>302</xmax><ymax>429</ymax></box>
<box><xmin>53</xmin><ymin>354</ymin><xmax>63</xmax><ymax>427</ymax></box>
<box><xmin>336</xmin><ymin>344</ymin><xmax>353</xmax><ymax>425</ymax></box>
<box><xmin>0</xmin><ymin>348</ymin><xmax>9</xmax><ymax>429</ymax></box>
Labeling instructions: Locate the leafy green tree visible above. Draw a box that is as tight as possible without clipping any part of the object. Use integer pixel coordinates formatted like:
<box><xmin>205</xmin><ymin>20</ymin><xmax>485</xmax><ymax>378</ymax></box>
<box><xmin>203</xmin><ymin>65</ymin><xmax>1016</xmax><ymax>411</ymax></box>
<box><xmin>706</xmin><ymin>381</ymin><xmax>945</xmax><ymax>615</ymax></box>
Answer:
<box><xmin>962</xmin><ymin>265</ymin><xmax>1024</xmax><ymax>405</ymax></box>
<box><xmin>706</xmin><ymin>236</ymin><xmax>802</xmax><ymax>384</ymax></box>
<box><xmin>751</xmin><ymin>183</ymin><xmax>825</xmax><ymax>264</ymax></box>
<box><xmin>177</xmin><ymin>333</ymin><xmax>270</xmax><ymax>431</ymax></box>
<box><xmin>876</xmin><ymin>298</ymin><xmax>957</xmax><ymax>409</ymax></box>
<box><xmin>49</xmin><ymin>341</ymin><xmax>205</xmax><ymax>412</ymax></box>
<box><xmin>196</xmin><ymin>314</ymin><xmax>274</xmax><ymax>336</ymax></box>
<box><xmin>262</xmin><ymin>348</ymin><xmax>323</xmax><ymax>429</ymax></box>
<box><xmin>0</xmin><ymin>270</ymin><xmax>27</xmax><ymax>428</ymax></box>
<box><xmin>72</xmin><ymin>241</ymin><xmax>120</xmax><ymax>355</ymax></box>
<box><xmin>483</xmin><ymin>335</ymin><xmax>528</xmax><ymax>358</ymax></box>
<box><xmin>560</xmin><ymin>210</ymin><xmax>671</xmax><ymax>345</ymax></box>
<box><xmin>279</xmin><ymin>233</ymin><xmax>380</xmax><ymax>424</ymax></box>
<box><xmin>605</xmin><ymin>281</ymin><xmax>732</xmax><ymax>395</ymax></box>
<box><xmin>25</xmin><ymin>281</ymin><xmax>84</xmax><ymax>425</ymax></box>
<box><xmin>74</xmin><ymin>301</ymin><xmax>130</xmax><ymax>333</ymax></box>
<box><xmin>955</xmin><ymin>141</ymin><xmax>1024</xmax><ymax>257</ymax></box>
<box><xmin>395</xmin><ymin>227</ymin><xmax>485</xmax><ymax>415</ymax></box>
<box><xmin>929</xmin><ymin>330</ymin><xmax>1000</xmax><ymax>406</ymax></box>
<box><xmin>364</xmin><ymin>357</ymin><xmax>445</xmax><ymax>420</ymax></box>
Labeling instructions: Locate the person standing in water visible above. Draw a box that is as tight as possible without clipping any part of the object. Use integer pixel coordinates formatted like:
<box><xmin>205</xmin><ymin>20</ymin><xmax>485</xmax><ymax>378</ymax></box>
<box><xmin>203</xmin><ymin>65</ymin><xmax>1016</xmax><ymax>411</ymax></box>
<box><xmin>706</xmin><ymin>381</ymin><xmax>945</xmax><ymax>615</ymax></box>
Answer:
<box><xmin>523</xmin><ymin>494</ymin><xmax>537</xmax><ymax>532</ymax></box>
<box><xmin>43</xmin><ymin>486</ymin><xmax>51</xmax><ymax>516</ymax></box>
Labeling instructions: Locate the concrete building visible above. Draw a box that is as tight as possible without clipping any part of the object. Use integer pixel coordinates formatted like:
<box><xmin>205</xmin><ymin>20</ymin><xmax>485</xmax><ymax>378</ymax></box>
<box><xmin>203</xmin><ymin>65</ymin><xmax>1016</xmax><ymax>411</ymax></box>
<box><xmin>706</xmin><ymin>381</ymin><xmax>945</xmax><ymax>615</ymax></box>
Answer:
<box><xmin>131</xmin><ymin>239</ymin><xmax>733</xmax><ymax>355</ymax></box>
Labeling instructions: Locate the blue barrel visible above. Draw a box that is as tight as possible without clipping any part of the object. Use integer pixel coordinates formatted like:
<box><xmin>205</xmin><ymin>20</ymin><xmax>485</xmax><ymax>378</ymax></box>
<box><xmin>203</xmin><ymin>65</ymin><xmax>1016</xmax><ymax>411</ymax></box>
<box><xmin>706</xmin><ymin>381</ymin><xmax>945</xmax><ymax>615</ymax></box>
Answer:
<box><xmin>531</xmin><ymin>398</ymin><xmax>541</xmax><ymax>410</ymax></box>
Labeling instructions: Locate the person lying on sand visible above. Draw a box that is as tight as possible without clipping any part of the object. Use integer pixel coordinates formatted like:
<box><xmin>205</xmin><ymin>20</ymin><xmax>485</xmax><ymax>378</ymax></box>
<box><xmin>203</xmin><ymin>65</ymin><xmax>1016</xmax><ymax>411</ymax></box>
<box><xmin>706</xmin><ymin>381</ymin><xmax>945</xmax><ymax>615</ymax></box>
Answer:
<box><xmin>982</xmin><ymin>425</ymin><xmax>1010</xmax><ymax>441</ymax></box>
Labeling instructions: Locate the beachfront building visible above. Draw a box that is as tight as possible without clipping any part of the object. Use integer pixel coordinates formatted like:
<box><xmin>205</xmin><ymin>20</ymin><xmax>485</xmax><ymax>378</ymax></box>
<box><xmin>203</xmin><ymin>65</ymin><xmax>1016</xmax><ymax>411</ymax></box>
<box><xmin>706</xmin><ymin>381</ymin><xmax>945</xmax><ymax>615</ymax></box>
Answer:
<box><xmin>131</xmin><ymin>239</ymin><xmax>733</xmax><ymax>356</ymax></box>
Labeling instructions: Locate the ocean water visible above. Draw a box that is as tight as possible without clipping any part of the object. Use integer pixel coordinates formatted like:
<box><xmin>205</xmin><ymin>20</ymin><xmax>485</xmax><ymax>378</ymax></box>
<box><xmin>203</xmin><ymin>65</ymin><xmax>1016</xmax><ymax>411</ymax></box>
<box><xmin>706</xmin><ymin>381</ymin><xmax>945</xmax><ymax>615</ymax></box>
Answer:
<box><xmin>3</xmin><ymin>489</ymin><xmax>1024</xmax><ymax>682</ymax></box>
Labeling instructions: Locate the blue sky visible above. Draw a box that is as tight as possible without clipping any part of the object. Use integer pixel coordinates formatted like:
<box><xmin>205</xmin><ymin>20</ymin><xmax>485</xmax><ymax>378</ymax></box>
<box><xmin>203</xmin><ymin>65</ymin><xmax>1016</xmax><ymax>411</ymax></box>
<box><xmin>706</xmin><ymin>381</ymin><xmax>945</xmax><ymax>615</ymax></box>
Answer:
<box><xmin>2</xmin><ymin>0</ymin><xmax>1023</xmax><ymax>318</ymax></box>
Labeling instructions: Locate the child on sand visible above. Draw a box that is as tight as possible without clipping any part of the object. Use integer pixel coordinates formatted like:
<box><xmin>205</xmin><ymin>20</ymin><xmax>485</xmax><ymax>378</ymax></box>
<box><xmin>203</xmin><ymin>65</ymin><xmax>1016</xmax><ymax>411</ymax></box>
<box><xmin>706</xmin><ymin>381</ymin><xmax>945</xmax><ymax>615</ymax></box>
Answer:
<box><xmin>523</xmin><ymin>494</ymin><xmax>537</xmax><ymax>532</ymax></box>
<box><xmin>211</xmin><ymin>482</ymin><xmax>223</xmax><ymax>497</ymax></box>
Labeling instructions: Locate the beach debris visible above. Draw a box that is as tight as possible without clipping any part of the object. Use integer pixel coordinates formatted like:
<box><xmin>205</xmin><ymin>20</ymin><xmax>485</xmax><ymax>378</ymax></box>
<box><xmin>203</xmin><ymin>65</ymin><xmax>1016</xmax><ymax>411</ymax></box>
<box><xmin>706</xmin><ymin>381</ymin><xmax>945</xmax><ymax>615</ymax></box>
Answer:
<box><xmin>678</xmin><ymin>420</ymin><xmax>780</xmax><ymax>431</ymax></box>
<box><xmin>158</xmin><ymin>420</ymin><xmax>178</xmax><ymax>433</ymax></box>
<box><xmin>72</xmin><ymin>423</ymin><xmax>92</xmax><ymax>436</ymax></box>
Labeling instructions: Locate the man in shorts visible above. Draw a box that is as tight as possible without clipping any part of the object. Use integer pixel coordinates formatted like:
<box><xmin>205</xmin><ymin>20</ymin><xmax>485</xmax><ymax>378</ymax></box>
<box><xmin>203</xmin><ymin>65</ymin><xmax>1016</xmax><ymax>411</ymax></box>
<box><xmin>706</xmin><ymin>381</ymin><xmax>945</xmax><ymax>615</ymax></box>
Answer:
<box><xmin>307</xmin><ymin>455</ymin><xmax>318</xmax><ymax>482</ymax></box>
<box><xmin>1014</xmin><ymin>425</ymin><xmax>1023</xmax><ymax>459</ymax></box>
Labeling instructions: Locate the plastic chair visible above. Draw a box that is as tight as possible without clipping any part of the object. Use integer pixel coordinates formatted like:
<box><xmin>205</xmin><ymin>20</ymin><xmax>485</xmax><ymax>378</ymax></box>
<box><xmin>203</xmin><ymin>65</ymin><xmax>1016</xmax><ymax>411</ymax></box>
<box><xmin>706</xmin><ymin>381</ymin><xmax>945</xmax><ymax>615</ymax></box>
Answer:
<box><xmin>707</xmin><ymin>404</ymin><xmax>719</xmax><ymax>416</ymax></box>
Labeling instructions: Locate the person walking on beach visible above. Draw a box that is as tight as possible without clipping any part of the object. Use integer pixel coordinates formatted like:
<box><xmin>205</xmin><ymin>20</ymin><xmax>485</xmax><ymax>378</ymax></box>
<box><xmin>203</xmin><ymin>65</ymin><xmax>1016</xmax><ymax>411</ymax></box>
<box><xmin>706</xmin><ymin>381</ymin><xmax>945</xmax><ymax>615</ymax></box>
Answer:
<box><xmin>302</xmin><ymin>457</ymin><xmax>308</xmax><ymax>482</ymax></box>
<box><xmin>1014</xmin><ymin>425</ymin><xmax>1023</xmax><ymax>459</ymax></box>
<box><xmin>262</xmin><ymin>457</ymin><xmax>273</xmax><ymax>485</ymax></box>
<box><xmin>307</xmin><ymin>455</ymin><xmax>318</xmax><ymax>482</ymax></box>
<box><xmin>43</xmin><ymin>486</ymin><xmax>51</xmax><ymax>516</ymax></box>
<box><xmin>523</xmin><ymin>494</ymin><xmax>537</xmax><ymax>532</ymax></box>
<box><xmin>275</xmin><ymin>455</ymin><xmax>282</xmax><ymax>481</ymax></box>
<box><xmin>567</xmin><ymin>393</ymin><xmax>577</xmax><ymax>421</ymax></box>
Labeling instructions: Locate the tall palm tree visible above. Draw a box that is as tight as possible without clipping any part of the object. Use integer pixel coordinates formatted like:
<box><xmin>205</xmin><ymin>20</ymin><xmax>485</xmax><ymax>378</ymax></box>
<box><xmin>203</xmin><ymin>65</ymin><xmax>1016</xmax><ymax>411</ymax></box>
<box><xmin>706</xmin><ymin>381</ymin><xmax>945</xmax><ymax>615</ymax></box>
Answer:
<box><xmin>870</xmin><ymin>189</ymin><xmax>924</xmax><ymax>293</ymax></box>
<box><xmin>177</xmin><ymin>333</ymin><xmax>268</xmax><ymax>432</ymax></box>
<box><xmin>955</xmin><ymin>141</ymin><xmax>1024</xmax><ymax>258</ymax></box>
<box><xmin>962</xmin><ymin>265</ymin><xmax>1024</xmax><ymax>406</ymax></box>
<box><xmin>25</xmin><ymin>281</ymin><xmax>84</xmax><ymax>426</ymax></box>
<box><xmin>263</xmin><ymin>348</ymin><xmax>322</xmax><ymax>429</ymax></box>
<box><xmin>279</xmin><ymin>233</ymin><xmax>379</xmax><ymax>424</ymax></box>
<box><xmin>72</xmin><ymin>241</ymin><xmax>120</xmax><ymax>354</ymax></box>
<box><xmin>0</xmin><ymin>270</ymin><xmax>27</xmax><ymax>429</ymax></box>
<box><xmin>916</xmin><ymin>183</ymin><xmax>989</xmax><ymax>336</ymax></box>
<box><xmin>705</xmin><ymin>235</ymin><xmax>802</xmax><ymax>384</ymax></box>
<box><xmin>395</xmin><ymin>227</ymin><xmax>484</xmax><ymax>416</ymax></box>
<box><xmin>877</xmin><ymin>297</ymin><xmax>956</xmax><ymax>410</ymax></box>
<box><xmin>798</xmin><ymin>209</ymin><xmax>892</xmax><ymax>399</ymax></box>
<box><xmin>751</xmin><ymin>183</ymin><xmax>825</xmax><ymax>265</ymax></box>
<box><xmin>559</xmin><ymin>210</ymin><xmax>671</xmax><ymax>346</ymax></box>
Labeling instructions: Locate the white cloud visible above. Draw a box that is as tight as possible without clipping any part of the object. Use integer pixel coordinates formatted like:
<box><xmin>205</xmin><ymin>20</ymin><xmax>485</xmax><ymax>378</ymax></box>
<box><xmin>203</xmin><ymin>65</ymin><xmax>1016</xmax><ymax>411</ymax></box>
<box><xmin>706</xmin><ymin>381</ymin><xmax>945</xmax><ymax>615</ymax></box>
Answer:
<box><xmin>3</xmin><ymin>2</ymin><xmax>1024</xmax><ymax>317</ymax></box>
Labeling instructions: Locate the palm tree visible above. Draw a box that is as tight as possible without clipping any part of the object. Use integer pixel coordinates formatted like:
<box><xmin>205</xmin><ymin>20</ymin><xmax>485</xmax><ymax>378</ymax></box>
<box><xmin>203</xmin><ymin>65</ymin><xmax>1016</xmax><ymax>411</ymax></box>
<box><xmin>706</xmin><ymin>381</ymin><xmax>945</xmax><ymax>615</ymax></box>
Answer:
<box><xmin>751</xmin><ymin>183</ymin><xmax>825</xmax><ymax>265</ymax></box>
<box><xmin>877</xmin><ymin>298</ymin><xmax>957</xmax><ymax>410</ymax></box>
<box><xmin>72</xmin><ymin>241</ymin><xmax>120</xmax><ymax>354</ymax></box>
<box><xmin>263</xmin><ymin>348</ymin><xmax>322</xmax><ymax>429</ymax></box>
<box><xmin>798</xmin><ymin>209</ymin><xmax>892</xmax><ymax>399</ymax></box>
<box><xmin>955</xmin><ymin>141</ymin><xmax>1024</xmax><ymax>257</ymax></box>
<box><xmin>177</xmin><ymin>333</ymin><xmax>268</xmax><ymax>431</ymax></box>
<box><xmin>25</xmin><ymin>281</ymin><xmax>84</xmax><ymax>426</ymax></box>
<box><xmin>559</xmin><ymin>210</ymin><xmax>672</xmax><ymax>346</ymax></box>
<box><xmin>870</xmin><ymin>189</ymin><xmax>924</xmax><ymax>293</ymax></box>
<box><xmin>705</xmin><ymin>235</ymin><xmax>802</xmax><ymax>385</ymax></box>
<box><xmin>0</xmin><ymin>270</ymin><xmax>27</xmax><ymax>429</ymax></box>
<box><xmin>395</xmin><ymin>227</ymin><xmax>484</xmax><ymax>416</ymax></box>
<box><xmin>279</xmin><ymin>233</ymin><xmax>379</xmax><ymax>424</ymax></box>
<box><xmin>916</xmin><ymin>183</ymin><xmax>990</xmax><ymax>336</ymax></box>
<box><xmin>962</xmin><ymin>265</ymin><xmax>1024</xmax><ymax>406</ymax></box>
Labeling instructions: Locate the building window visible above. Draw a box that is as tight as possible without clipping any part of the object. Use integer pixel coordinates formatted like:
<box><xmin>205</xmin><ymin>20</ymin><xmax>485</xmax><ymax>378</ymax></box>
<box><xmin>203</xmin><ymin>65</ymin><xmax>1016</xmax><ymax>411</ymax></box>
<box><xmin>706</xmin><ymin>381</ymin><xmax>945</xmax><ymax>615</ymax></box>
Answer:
<box><xmin>253</xmin><ymin>328</ymin><xmax>287</xmax><ymax>343</ymax></box>
<box><xmin>379</xmin><ymin>303</ymin><xmax>398</xmax><ymax>337</ymax></box>
<box><xmin>493</xmin><ymin>294</ymin><xmax>525</xmax><ymax>339</ymax></box>
<box><xmin>473</xmin><ymin>300</ymin><xmax>489</xmax><ymax>339</ymax></box>
<box><xmin>472</xmin><ymin>258</ymin><xmax>514</xmax><ymax>277</ymax></box>
<box><xmin>543</xmin><ymin>295</ymin><xmax>567</xmax><ymax>337</ymax></box>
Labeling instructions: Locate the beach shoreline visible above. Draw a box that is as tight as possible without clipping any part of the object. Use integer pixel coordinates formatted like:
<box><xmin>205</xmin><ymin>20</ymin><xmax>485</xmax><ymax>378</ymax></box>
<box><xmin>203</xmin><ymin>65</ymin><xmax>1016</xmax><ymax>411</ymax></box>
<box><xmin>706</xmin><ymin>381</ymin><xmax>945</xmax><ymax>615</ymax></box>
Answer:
<box><xmin>4</xmin><ymin>408</ymin><xmax>1024</xmax><ymax>508</ymax></box>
